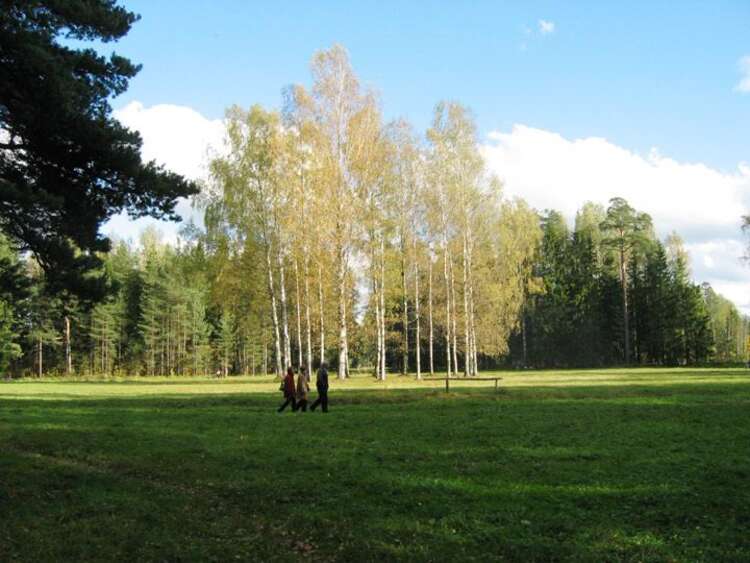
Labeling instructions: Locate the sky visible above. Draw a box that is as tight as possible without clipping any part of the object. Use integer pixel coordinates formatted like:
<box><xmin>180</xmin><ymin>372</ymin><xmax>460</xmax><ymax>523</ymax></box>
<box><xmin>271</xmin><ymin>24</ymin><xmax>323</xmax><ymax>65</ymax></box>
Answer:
<box><xmin>101</xmin><ymin>1</ymin><xmax>750</xmax><ymax>312</ymax></box>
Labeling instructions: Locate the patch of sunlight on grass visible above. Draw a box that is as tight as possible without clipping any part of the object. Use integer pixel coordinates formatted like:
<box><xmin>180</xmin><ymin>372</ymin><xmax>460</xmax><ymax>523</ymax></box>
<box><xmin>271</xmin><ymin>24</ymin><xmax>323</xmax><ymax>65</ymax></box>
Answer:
<box><xmin>2</xmin><ymin>366</ymin><xmax>750</xmax><ymax>402</ymax></box>
<box><xmin>601</xmin><ymin>529</ymin><xmax>669</xmax><ymax>553</ymax></box>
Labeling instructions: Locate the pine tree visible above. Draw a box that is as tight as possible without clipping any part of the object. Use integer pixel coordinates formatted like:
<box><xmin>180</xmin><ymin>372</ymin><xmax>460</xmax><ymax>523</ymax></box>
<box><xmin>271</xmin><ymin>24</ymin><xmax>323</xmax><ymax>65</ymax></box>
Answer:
<box><xmin>600</xmin><ymin>198</ymin><xmax>652</xmax><ymax>364</ymax></box>
<box><xmin>0</xmin><ymin>1</ymin><xmax>196</xmax><ymax>292</ymax></box>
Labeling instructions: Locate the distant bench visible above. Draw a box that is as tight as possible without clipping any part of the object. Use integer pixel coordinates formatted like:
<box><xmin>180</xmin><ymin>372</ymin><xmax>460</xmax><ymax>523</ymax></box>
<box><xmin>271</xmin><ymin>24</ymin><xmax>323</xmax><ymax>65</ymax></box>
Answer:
<box><xmin>421</xmin><ymin>376</ymin><xmax>503</xmax><ymax>393</ymax></box>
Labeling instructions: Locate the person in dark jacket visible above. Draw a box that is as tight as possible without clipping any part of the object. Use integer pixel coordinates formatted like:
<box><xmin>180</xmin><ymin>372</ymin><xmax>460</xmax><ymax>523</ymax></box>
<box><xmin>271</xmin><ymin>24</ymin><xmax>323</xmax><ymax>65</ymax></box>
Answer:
<box><xmin>310</xmin><ymin>363</ymin><xmax>329</xmax><ymax>412</ymax></box>
<box><xmin>277</xmin><ymin>367</ymin><xmax>297</xmax><ymax>412</ymax></box>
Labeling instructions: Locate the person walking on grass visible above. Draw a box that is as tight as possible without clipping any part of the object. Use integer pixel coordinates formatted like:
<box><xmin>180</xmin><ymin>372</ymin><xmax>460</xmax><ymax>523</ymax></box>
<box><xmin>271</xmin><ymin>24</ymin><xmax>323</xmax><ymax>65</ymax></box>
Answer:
<box><xmin>277</xmin><ymin>367</ymin><xmax>297</xmax><ymax>412</ymax></box>
<box><xmin>293</xmin><ymin>366</ymin><xmax>310</xmax><ymax>412</ymax></box>
<box><xmin>310</xmin><ymin>362</ymin><xmax>329</xmax><ymax>412</ymax></box>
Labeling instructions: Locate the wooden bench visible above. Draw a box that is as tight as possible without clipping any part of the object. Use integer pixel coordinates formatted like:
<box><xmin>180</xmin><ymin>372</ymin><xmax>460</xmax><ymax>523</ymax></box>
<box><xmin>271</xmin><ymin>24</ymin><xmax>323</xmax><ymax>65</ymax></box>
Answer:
<box><xmin>422</xmin><ymin>376</ymin><xmax>503</xmax><ymax>393</ymax></box>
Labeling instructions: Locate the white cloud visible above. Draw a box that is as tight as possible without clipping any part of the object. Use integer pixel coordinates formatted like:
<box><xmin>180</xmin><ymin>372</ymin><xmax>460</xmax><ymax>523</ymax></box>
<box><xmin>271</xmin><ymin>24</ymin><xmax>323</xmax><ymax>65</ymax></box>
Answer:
<box><xmin>538</xmin><ymin>19</ymin><xmax>555</xmax><ymax>35</ymax></box>
<box><xmin>481</xmin><ymin>125</ymin><xmax>750</xmax><ymax>313</ymax></box>
<box><xmin>102</xmin><ymin>102</ymin><xmax>225</xmax><ymax>244</ymax></box>
<box><xmin>708</xmin><ymin>280</ymin><xmax>750</xmax><ymax>312</ymax></box>
<box><xmin>735</xmin><ymin>55</ymin><xmax>750</xmax><ymax>93</ymax></box>
<box><xmin>114</xmin><ymin>101</ymin><xmax>225</xmax><ymax>180</ymax></box>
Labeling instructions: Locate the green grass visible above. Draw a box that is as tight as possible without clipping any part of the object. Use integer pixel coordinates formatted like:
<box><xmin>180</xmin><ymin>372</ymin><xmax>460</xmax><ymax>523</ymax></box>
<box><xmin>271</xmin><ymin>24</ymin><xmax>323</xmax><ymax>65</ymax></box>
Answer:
<box><xmin>1</xmin><ymin>368</ymin><xmax>749</xmax><ymax>561</ymax></box>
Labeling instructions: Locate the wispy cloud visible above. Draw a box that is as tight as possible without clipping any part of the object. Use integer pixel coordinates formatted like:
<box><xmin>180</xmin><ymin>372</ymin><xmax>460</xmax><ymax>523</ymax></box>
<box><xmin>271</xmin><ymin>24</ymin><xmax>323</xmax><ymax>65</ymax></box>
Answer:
<box><xmin>538</xmin><ymin>19</ymin><xmax>555</xmax><ymax>35</ymax></box>
<box><xmin>735</xmin><ymin>55</ymin><xmax>750</xmax><ymax>93</ymax></box>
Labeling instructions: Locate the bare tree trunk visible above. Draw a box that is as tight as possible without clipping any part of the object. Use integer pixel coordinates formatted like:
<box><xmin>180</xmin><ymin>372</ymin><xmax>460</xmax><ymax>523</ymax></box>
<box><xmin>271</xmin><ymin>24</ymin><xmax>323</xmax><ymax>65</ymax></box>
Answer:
<box><xmin>303</xmin><ymin>256</ymin><xmax>313</xmax><ymax>379</ymax></box>
<box><xmin>166</xmin><ymin>315</ymin><xmax>171</xmax><ymax>376</ymax></box>
<box><xmin>38</xmin><ymin>337</ymin><xmax>42</xmax><ymax>378</ymax></box>
<box><xmin>242</xmin><ymin>332</ymin><xmax>249</xmax><ymax>375</ymax></box>
<box><xmin>294</xmin><ymin>259</ymin><xmax>303</xmax><ymax>369</ymax></box>
<box><xmin>379</xmin><ymin>236</ymin><xmax>387</xmax><ymax>380</ymax></box>
<box><xmin>428</xmin><ymin>257</ymin><xmax>434</xmax><ymax>375</ymax></box>
<box><xmin>265</xmin><ymin>244</ymin><xmax>283</xmax><ymax>378</ymax></box>
<box><xmin>340</xmin><ymin>281</ymin><xmax>349</xmax><ymax>379</ymax></box>
<box><xmin>64</xmin><ymin>315</ymin><xmax>72</xmax><ymax>375</ymax></box>
<box><xmin>462</xmin><ymin>233</ymin><xmax>471</xmax><ymax>377</ymax></box>
<box><xmin>278</xmin><ymin>253</ymin><xmax>291</xmax><ymax>370</ymax></box>
<box><xmin>470</xmin><ymin>320</ymin><xmax>478</xmax><ymax>376</ymax></box>
<box><xmin>401</xmin><ymin>249</ymin><xmax>409</xmax><ymax>375</ymax></box>
<box><xmin>620</xmin><ymin>247</ymin><xmax>630</xmax><ymax>364</ymax></box>
<box><xmin>317</xmin><ymin>262</ymin><xmax>326</xmax><ymax>366</ymax></box>
<box><xmin>470</xmin><ymin>285</ymin><xmax>478</xmax><ymax>376</ymax></box>
<box><xmin>374</xmin><ymin>275</ymin><xmax>382</xmax><ymax>379</ymax></box>
<box><xmin>521</xmin><ymin>303</ymin><xmax>528</xmax><ymax>368</ymax></box>
<box><xmin>162</xmin><ymin>317</ymin><xmax>166</xmax><ymax>375</ymax></box>
<box><xmin>105</xmin><ymin>317</ymin><xmax>109</xmax><ymax>375</ymax></box>
<box><xmin>337</xmin><ymin>248</ymin><xmax>348</xmax><ymax>380</ymax></box>
<box><xmin>449</xmin><ymin>256</ymin><xmax>459</xmax><ymax>376</ymax></box>
<box><xmin>372</xmin><ymin>238</ymin><xmax>383</xmax><ymax>380</ymax></box>
<box><xmin>467</xmin><ymin>231</ymin><xmax>478</xmax><ymax>376</ymax></box>
<box><xmin>193</xmin><ymin>311</ymin><xmax>198</xmax><ymax>375</ymax></box>
<box><xmin>414</xmin><ymin>240</ymin><xmax>421</xmax><ymax>380</ymax></box>
<box><xmin>443</xmin><ymin>247</ymin><xmax>452</xmax><ymax>376</ymax></box>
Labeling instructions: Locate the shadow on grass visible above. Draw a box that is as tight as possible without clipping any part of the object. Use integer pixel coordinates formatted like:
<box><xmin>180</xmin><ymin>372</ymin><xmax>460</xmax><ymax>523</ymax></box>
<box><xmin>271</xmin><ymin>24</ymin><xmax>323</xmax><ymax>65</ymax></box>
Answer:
<box><xmin>1</xmin><ymin>381</ymin><xmax>749</xmax><ymax>561</ymax></box>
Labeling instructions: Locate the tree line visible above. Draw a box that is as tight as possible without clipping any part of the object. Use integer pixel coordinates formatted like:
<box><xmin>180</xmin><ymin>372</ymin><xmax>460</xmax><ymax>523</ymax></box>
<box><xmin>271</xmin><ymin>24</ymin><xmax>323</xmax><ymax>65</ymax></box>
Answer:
<box><xmin>1</xmin><ymin>45</ymin><xmax>748</xmax><ymax>378</ymax></box>
<box><xmin>506</xmin><ymin>201</ymin><xmax>747</xmax><ymax>367</ymax></box>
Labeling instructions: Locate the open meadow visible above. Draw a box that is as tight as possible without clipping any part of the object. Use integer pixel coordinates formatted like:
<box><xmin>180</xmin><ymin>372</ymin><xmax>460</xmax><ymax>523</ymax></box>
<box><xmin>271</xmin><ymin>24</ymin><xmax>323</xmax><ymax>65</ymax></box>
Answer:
<box><xmin>2</xmin><ymin>368</ymin><xmax>749</xmax><ymax>562</ymax></box>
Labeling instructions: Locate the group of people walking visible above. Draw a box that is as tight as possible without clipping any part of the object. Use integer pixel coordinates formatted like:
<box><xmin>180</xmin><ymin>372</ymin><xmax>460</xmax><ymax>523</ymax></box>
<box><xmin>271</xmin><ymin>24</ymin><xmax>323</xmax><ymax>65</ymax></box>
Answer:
<box><xmin>278</xmin><ymin>363</ymin><xmax>329</xmax><ymax>413</ymax></box>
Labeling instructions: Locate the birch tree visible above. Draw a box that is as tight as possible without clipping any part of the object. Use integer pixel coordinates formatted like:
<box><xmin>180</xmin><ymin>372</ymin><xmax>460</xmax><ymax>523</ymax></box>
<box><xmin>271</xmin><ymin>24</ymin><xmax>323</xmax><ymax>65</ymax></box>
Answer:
<box><xmin>206</xmin><ymin>105</ymin><xmax>291</xmax><ymax>378</ymax></box>
<box><xmin>288</xmin><ymin>45</ymin><xmax>378</xmax><ymax>379</ymax></box>
<box><xmin>427</xmin><ymin>102</ymin><xmax>484</xmax><ymax>375</ymax></box>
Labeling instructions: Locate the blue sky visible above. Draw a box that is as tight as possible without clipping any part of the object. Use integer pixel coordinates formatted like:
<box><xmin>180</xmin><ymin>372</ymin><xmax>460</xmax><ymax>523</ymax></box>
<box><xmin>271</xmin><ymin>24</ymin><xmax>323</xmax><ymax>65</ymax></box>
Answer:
<box><xmin>104</xmin><ymin>1</ymin><xmax>750</xmax><ymax>311</ymax></box>
<box><xmin>115</xmin><ymin>1</ymin><xmax>749</xmax><ymax>171</ymax></box>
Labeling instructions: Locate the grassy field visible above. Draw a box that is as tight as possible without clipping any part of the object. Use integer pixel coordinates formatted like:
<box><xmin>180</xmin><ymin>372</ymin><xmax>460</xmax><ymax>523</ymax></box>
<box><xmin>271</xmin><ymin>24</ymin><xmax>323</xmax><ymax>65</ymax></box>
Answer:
<box><xmin>1</xmin><ymin>368</ymin><xmax>749</xmax><ymax>562</ymax></box>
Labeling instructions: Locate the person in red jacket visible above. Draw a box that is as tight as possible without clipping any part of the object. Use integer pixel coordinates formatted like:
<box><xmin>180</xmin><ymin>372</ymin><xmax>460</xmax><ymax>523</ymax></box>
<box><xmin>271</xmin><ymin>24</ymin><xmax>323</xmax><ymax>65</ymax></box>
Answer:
<box><xmin>277</xmin><ymin>367</ymin><xmax>297</xmax><ymax>412</ymax></box>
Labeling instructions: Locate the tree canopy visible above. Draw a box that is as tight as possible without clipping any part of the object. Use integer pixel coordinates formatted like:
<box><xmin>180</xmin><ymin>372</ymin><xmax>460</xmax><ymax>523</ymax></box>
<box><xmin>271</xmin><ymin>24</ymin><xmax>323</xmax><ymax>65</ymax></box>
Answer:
<box><xmin>0</xmin><ymin>40</ymin><xmax>745</xmax><ymax>378</ymax></box>
<box><xmin>0</xmin><ymin>0</ymin><xmax>196</xmax><ymax>295</ymax></box>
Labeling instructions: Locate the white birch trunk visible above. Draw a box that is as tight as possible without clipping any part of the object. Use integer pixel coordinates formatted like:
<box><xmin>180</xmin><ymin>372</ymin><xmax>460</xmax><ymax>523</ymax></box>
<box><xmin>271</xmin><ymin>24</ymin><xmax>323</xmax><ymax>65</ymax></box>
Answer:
<box><xmin>443</xmin><ymin>246</ymin><xmax>452</xmax><ymax>376</ymax></box>
<box><xmin>372</xmin><ymin>239</ymin><xmax>382</xmax><ymax>380</ymax></box>
<box><xmin>462</xmin><ymin>232</ymin><xmax>471</xmax><ymax>377</ymax></box>
<box><xmin>414</xmin><ymin>240</ymin><xmax>421</xmax><ymax>380</ymax></box>
<box><xmin>337</xmin><ymin>248</ymin><xmax>348</xmax><ymax>379</ymax></box>
<box><xmin>64</xmin><ymin>315</ymin><xmax>72</xmax><ymax>375</ymax></box>
<box><xmin>317</xmin><ymin>262</ymin><xmax>325</xmax><ymax>366</ymax></box>
<box><xmin>401</xmin><ymin>249</ymin><xmax>408</xmax><ymax>375</ymax></box>
<box><xmin>374</xmin><ymin>278</ymin><xmax>382</xmax><ymax>379</ymax></box>
<box><xmin>380</xmin><ymin>236</ymin><xmax>387</xmax><ymax>380</ymax></box>
<box><xmin>278</xmin><ymin>252</ymin><xmax>291</xmax><ymax>370</ymax></box>
<box><xmin>340</xmin><ymin>279</ymin><xmax>349</xmax><ymax>379</ymax></box>
<box><xmin>428</xmin><ymin>257</ymin><xmax>434</xmax><ymax>375</ymax></box>
<box><xmin>265</xmin><ymin>244</ymin><xmax>283</xmax><ymax>378</ymax></box>
<box><xmin>303</xmin><ymin>256</ymin><xmax>313</xmax><ymax>379</ymax></box>
<box><xmin>467</xmin><ymin>232</ymin><xmax>478</xmax><ymax>376</ymax></box>
<box><xmin>450</xmin><ymin>256</ymin><xmax>459</xmax><ymax>376</ymax></box>
<box><xmin>294</xmin><ymin>259</ymin><xmax>303</xmax><ymax>369</ymax></box>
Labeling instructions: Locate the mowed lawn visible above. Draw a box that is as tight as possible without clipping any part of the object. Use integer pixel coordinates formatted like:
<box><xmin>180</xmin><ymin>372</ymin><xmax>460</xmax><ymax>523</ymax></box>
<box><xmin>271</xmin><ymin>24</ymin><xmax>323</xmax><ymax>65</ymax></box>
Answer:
<box><xmin>1</xmin><ymin>369</ymin><xmax>749</xmax><ymax>562</ymax></box>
